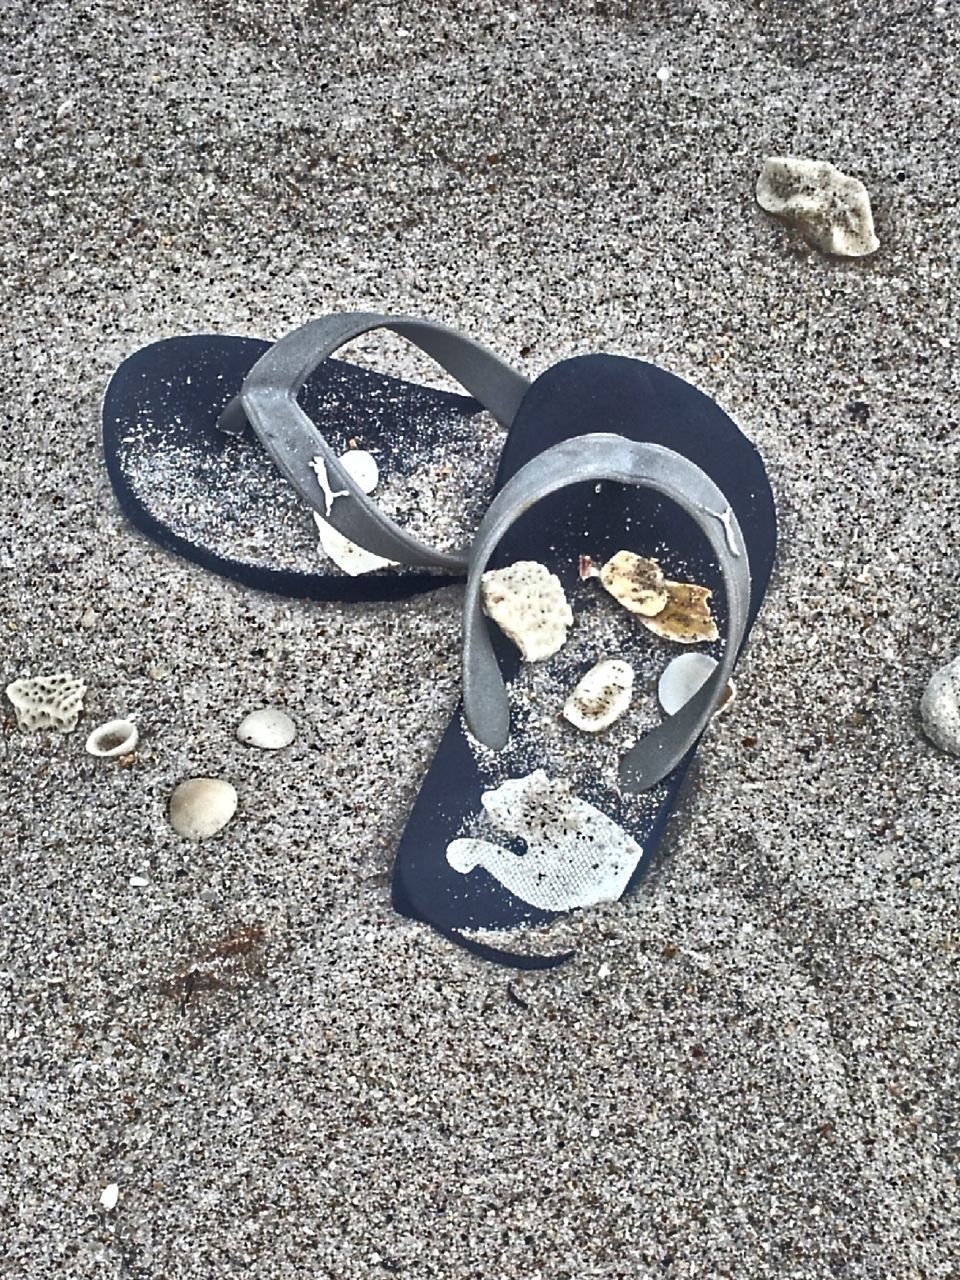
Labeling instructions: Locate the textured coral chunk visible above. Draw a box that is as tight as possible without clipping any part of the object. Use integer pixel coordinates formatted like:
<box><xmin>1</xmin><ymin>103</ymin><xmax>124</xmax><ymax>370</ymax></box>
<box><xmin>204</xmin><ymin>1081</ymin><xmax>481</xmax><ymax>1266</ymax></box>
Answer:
<box><xmin>481</xmin><ymin>561</ymin><xmax>573</xmax><ymax>661</ymax></box>
<box><xmin>757</xmin><ymin>156</ymin><xmax>879</xmax><ymax>257</ymax></box>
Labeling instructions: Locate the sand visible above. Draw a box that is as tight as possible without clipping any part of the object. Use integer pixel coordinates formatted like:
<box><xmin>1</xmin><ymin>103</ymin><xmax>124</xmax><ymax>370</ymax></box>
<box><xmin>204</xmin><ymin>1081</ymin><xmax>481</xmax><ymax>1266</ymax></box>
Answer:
<box><xmin>2</xmin><ymin>0</ymin><xmax>959</xmax><ymax>1275</ymax></box>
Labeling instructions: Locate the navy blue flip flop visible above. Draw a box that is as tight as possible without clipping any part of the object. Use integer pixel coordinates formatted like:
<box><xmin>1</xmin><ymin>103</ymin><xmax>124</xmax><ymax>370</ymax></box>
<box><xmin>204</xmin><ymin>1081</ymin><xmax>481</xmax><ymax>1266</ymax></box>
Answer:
<box><xmin>391</xmin><ymin>353</ymin><xmax>776</xmax><ymax>968</ymax></box>
<box><xmin>101</xmin><ymin>314</ymin><xmax>532</xmax><ymax>602</ymax></box>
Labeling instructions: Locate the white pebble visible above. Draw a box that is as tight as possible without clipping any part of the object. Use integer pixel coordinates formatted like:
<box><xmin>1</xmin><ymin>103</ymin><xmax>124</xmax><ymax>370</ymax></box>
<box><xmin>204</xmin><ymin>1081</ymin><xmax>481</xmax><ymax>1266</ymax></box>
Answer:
<box><xmin>920</xmin><ymin>656</ymin><xmax>960</xmax><ymax>755</ymax></box>
<box><xmin>168</xmin><ymin>778</ymin><xmax>238</xmax><ymax>839</ymax></box>
<box><xmin>236</xmin><ymin>707</ymin><xmax>297</xmax><ymax>750</ymax></box>
<box><xmin>128</xmin><ymin>875</ymin><xmax>150</xmax><ymax>888</ymax></box>
<box><xmin>100</xmin><ymin>1183</ymin><xmax>119</xmax><ymax>1211</ymax></box>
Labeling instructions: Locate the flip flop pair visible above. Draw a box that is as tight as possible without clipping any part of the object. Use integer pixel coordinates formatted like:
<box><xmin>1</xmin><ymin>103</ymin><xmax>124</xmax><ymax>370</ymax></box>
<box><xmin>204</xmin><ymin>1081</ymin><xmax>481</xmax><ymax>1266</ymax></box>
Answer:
<box><xmin>103</xmin><ymin>314</ymin><xmax>777</xmax><ymax>967</ymax></box>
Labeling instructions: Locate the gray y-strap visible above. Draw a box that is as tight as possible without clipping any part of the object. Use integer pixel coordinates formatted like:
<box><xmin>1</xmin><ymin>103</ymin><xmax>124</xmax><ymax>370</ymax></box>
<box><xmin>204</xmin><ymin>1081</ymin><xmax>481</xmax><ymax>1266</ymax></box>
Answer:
<box><xmin>461</xmin><ymin>433</ymin><xmax>752</xmax><ymax>793</ymax></box>
<box><xmin>217</xmin><ymin>313</ymin><xmax>531</xmax><ymax>571</ymax></box>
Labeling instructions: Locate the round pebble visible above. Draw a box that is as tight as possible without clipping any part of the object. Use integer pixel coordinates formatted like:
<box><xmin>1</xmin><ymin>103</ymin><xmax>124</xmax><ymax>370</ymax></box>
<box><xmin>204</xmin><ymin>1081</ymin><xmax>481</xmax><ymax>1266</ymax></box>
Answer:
<box><xmin>236</xmin><ymin>707</ymin><xmax>297</xmax><ymax>750</ymax></box>
<box><xmin>168</xmin><ymin>777</ymin><xmax>238</xmax><ymax>839</ymax></box>
<box><xmin>920</xmin><ymin>655</ymin><xmax>960</xmax><ymax>755</ymax></box>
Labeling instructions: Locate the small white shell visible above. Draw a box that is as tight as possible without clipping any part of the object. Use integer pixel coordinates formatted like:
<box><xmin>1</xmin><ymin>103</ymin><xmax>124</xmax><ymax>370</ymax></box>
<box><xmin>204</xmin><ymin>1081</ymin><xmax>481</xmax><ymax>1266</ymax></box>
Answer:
<box><xmin>339</xmin><ymin>448</ymin><xmax>379</xmax><ymax>494</ymax></box>
<box><xmin>6</xmin><ymin>672</ymin><xmax>87</xmax><ymax>732</ymax></box>
<box><xmin>756</xmin><ymin>156</ymin><xmax>879</xmax><ymax>257</ymax></box>
<box><xmin>481</xmin><ymin>561</ymin><xmax>573</xmax><ymax>661</ymax></box>
<box><xmin>562</xmin><ymin>659</ymin><xmax>634</xmax><ymax>732</ymax></box>
<box><xmin>236</xmin><ymin>707</ymin><xmax>296</xmax><ymax>750</ymax></box>
<box><xmin>920</xmin><ymin>655</ymin><xmax>960</xmax><ymax>755</ymax></box>
<box><xmin>85</xmin><ymin>719</ymin><xmax>138</xmax><ymax>758</ymax></box>
<box><xmin>99</xmin><ymin>1183</ymin><xmax>119</xmax><ymax>1211</ymax></box>
<box><xmin>168</xmin><ymin>778</ymin><xmax>238</xmax><ymax>840</ymax></box>
<box><xmin>657</xmin><ymin>653</ymin><xmax>736</xmax><ymax>718</ymax></box>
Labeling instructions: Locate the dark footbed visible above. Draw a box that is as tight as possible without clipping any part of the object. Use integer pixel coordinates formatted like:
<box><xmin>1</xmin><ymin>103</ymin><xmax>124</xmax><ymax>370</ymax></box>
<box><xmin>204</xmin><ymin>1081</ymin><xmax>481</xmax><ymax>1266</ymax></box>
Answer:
<box><xmin>391</xmin><ymin>353</ymin><xmax>776</xmax><ymax>963</ymax></box>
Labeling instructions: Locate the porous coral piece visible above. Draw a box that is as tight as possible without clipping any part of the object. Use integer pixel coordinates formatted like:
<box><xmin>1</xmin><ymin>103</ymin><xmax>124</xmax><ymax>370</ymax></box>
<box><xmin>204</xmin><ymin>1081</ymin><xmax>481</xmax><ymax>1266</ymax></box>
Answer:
<box><xmin>639</xmin><ymin>581</ymin><xmax>719</xmax><ymax>644</ymax></box>
<box><xmin>6</xmin><ymin>672</ymin><xmax>87</xmax><ymax>732</ymax></box>
<box><xmin>756</xmin><ymin>156</ymin><xmax>879</xmax><ymax>257</ymax></box>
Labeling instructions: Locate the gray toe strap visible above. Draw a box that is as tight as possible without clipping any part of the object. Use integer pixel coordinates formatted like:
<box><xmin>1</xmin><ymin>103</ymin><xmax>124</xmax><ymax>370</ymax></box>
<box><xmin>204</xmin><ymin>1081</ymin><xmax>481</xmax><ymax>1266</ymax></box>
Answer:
<box><xmin>217</xmin><ymin>313</ymin><xmax>531</xmax><ymax>571</ymax></box>
<box><xmin>461</xmin><ymin>433</ymin><xmax>752</xmax><ymax>793</ymax></box>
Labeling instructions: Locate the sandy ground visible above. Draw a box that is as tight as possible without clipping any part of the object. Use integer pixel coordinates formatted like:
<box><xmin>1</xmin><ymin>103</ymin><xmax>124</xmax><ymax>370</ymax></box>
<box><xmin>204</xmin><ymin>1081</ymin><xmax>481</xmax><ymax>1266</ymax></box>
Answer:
<box><xmin>2</xmin><ymin>1</ymin><xmax>959</xmax><ymax>1275</ymax></box>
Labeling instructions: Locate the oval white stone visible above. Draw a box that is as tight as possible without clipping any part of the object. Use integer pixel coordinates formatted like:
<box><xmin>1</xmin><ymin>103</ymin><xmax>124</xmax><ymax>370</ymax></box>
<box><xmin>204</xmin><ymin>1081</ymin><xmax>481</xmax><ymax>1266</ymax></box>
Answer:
<box><xmin>562</xmin><ymin>659</ymin><xmax>634</xmax><ymax>732</ymax></box>
<box><xmin>920</xmin><ymin>656</ymin><xmax>960</xmax><ymax>755</ymax></box>
<box><xmin>168</xmin><ymin>778</ymin><xmax>238</xmax><ymax>839</ymax></box>
<box><xmin>236</xmin><ymin>707</ymin><xmax>297</xmax><ymax>750</ymax></box>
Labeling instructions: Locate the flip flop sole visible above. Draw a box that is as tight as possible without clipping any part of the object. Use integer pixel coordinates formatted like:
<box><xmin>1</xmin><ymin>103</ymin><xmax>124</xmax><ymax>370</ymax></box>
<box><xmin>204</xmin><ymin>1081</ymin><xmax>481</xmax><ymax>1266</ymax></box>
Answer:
<box><xmin>392</xmin><ymin>353</ymin><xmax>776</xmax><ymax>951</ymax></box>
<box><xmin>101</xmin><ymin>335</ymin><xmax>494</xmax><ymax>602</ymax></box>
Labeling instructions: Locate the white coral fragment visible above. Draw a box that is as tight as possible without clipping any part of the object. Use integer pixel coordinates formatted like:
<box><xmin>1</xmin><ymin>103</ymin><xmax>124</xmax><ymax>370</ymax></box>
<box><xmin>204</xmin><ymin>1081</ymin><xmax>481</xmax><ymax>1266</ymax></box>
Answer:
<box><xmin>446</xmin><ymin>770</ymin><xmax>644</xmax><ymax>911</ymax></box>
<box><xmin>757</xmin><ymin>156</ymin><xmax>879</xmax><ymax>257</ymax></box>
<box><xmin>598</xmin><ymin>551</ymin><xmax>669</xmax><ymax>617</ymax></box>
<box><xmin>6</xmin><ymin>672</ymin><xmax>87</xmax><ymax>732</ymax></box>
<box><xmin>481</xmin><ymin>561</ymin><xmax>573</xmax><ymax>661</ymax></box>
<box><xmin>562</xmin><ymin>659</ymin><xmax>635</xmax><ymax>733</ymax></box>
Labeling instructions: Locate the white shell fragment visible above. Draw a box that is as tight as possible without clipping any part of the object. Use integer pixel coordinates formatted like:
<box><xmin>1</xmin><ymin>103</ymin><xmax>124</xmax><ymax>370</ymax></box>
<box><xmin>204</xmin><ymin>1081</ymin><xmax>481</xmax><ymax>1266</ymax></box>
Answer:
<box><xmin>756</xmin><ymin>156</ymin><xmax>880</xmax><ymax>257</ymax></box>
<box><xmin>168</xmin><ymin>778</ymin><xmax>238</xmax><ymax>840</ymax></box>
<box><xmin>100</xmin><ymin>1183</ymin><xmax>119</xmax><ymax>1211</ymax></box>
<box><xmin>6</xmin><ymin>672</ymin><xmax>87</xmax><ymax>732</ymax></box>
<box><xmin>658</xmin><ymin>653</ymin><xmax>736</xmax><ymax>718</ymax></box>
<box><xmin>446</xmin><ymin>770</ymin><xmax>644</xmax><ymax>911</ymax></box>
<box><xmin>311</xmin><ymin>448</ymin><xmax>397</xmax><ymax>576</ymax></box>
<box><xmin>920</xmin><ymin>656</ymin><xmax>960</xmax><ymax>755</ymax></box>
<box><xmin>481</xmin><ymin>561</ymin><xmax>573</xmax><ymax>661</ymax></box>
<box><xmin>599</xmin><ymin>551</ymin><xmax>669</xmax><ymax>616</ymax></box>
<box><xmin>639</xmin><ymin>581</ymin><xmax>719</xmax><ymax>644</ymax></box>
<box><xmin>563</xmin><ymin>659</ymin><xmax>635</xmax><ymax>733</ymax></box>
<box><xmin>236</xmin><ymin>706</ymin><xmax>297</xmax><ymax>750</ymax></box>
<box><xmin>339</xmin><ymin>448</ymin><xmax>379</xmax><ymax>493</ymax></box>
<box><xmin>85</xmin><ymin>719</ymin><xmax>138</xmax><ymax>758</ymax></box>
<box><xmin>312</xmin><ymin>513</ymin><xmax>398</xmax><ymax>576</ymax></box>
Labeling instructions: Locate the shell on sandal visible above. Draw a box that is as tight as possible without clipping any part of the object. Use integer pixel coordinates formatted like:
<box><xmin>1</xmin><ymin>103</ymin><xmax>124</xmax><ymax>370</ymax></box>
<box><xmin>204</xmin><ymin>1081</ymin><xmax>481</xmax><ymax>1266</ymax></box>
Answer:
<box><xmin>562</xmin><ymin>659</ymin><xmax>635</xmax><ymax>732</ymax></box>
<box><xmin>657</xmin><ymin>652</ymin><xmax>735</xmax><ymax>717</ymax></box>
<box><xmin>639</xmin><ymin>581</ymin><xmax>719</xmax><ymax>644</ymax></box>
<box><xmin>598</xmin><ymin>551</ymin><xmax>669</xmax><ymax>617</ymax></box>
